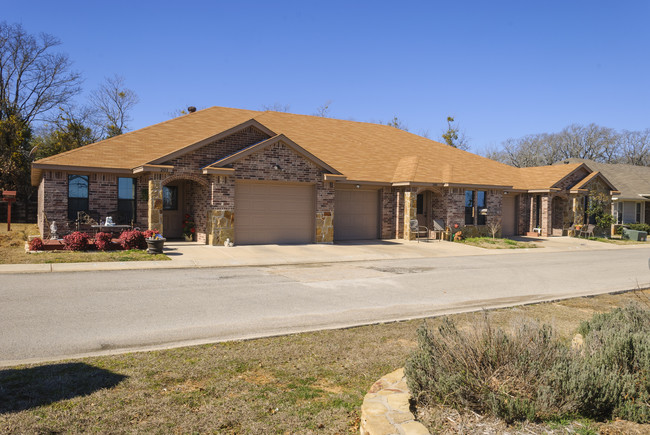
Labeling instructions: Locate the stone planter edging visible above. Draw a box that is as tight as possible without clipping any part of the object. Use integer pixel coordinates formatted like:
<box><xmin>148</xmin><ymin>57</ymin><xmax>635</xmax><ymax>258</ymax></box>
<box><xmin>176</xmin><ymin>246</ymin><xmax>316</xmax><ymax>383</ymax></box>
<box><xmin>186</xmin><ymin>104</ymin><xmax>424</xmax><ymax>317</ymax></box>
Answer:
<box><xmin>359</xmin><ymin>368</ymin><xmax>430</xmax><ymax>435</ymax></box>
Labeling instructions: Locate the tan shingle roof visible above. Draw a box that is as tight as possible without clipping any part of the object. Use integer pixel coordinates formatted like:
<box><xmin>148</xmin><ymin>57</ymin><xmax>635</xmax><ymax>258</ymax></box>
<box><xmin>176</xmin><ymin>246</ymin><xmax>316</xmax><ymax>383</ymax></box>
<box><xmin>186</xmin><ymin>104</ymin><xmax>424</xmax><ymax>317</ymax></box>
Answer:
<box><xmin>32</xmin><ymin>106</ymin><xmax>589</xmax><ymax>190</ymax></box>
<box><xmin>557</xmin><ymin>159</ymin><xmax>650</xmax><ymax>200</ymax></box>
<box><xmin>517</xmin><ymin>164</ymin><xmax>585</xmax><ymax>190</ymax></box>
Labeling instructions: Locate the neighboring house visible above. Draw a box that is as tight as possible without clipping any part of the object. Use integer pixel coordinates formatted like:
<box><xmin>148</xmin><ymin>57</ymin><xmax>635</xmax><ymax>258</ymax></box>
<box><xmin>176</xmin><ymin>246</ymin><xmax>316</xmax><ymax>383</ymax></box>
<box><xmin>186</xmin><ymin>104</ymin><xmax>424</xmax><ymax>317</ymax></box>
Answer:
<box><xmin>31</xmin><ymin>107</ymin><xmax>619</xmax><ymax>244</ymax></box>
<box><xmin>556</xmin><ymin>159</ymin><xmax>650</xmax><ymax>226</ymax></box>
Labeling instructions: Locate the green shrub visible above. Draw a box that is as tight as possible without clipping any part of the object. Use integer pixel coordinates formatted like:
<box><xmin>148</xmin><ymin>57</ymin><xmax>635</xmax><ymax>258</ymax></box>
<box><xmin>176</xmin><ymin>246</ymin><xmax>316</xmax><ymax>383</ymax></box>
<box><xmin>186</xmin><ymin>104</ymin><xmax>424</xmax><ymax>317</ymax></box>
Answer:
<box><xmin>405</xmin><ymin>316</ymin><xmax>574</xmax><ymax>423</ymax></box>
<box><xmin>406</xmin><ymin>305</ymin><xmax>650</xmax><ymax>424</ymax></box>
<box><xmin>572</xmin><ymin>305</ymin><xmax>650</xmax><ymax>423</ymax></box>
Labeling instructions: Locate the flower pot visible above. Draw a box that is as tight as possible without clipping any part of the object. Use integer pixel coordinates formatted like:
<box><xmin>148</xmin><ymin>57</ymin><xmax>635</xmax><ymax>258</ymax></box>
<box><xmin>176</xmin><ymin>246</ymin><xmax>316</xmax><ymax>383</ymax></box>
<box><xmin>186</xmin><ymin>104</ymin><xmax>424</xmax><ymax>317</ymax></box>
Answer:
<box><xmin>146</xmin><ymin>237</ymin><xmax>166</xmax><ymax>254</ymax></box>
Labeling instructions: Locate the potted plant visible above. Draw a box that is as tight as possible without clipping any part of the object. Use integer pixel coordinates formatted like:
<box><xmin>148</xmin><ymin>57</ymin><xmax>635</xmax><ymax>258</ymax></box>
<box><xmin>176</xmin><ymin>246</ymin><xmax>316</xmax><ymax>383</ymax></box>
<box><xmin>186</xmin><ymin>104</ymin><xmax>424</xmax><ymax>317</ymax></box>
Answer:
<box><xmin>183</xmin><ymin>214</ymin><xmax>195</xmax><ymax>242</ymax></box>
<box><xmin>145</xmin><ymin>232</ymin><xmax>166</xmax><ymax>254</ymax></box>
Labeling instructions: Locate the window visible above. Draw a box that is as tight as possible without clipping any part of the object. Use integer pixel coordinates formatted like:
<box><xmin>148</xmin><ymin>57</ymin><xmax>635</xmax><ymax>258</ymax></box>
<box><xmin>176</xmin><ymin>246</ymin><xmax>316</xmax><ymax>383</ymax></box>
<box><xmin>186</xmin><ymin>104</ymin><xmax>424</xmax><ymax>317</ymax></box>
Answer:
<box><xmin>616</xmin><ymin>202</ymin><xmax>623</xmax><ymax>224</ymax></box>
<box><xmin>465</xmin><ymin>190</ymin><xmax>474</xmax><ymax>225</ymax></box>
<box><xmin>535</xmin><ymin>195</ymin><xmax>541</xmax><ymax>228</ymax></box>
<box><xmin>477</xmin><ymin>191</ymin><xmax>487</xmax><ymax>225</ymax></box>
<box><xmin>416</xmin><ymin>193</ymin><xmax>424</xmax><ymax>215</ymax></box>
<box><xmin>68</xmin><ymin>175</ymin><xmax>89</xmax><ymax>220</ymax></box>
<box><xmin>465</xmin><ymin>190</ymin><xmax>487</xmax><ymax>225</ymax></box>
<box><xmin>118</xmin><ymin>178</ymin><xmax>136</xmax><ymax>224</ymax></box>
<box><xmin>163</xmin><ymin>185</ymin><xmax>178</xmax><ymax>210</ymax></box>
<box><xmin>636</xmin><ymin>202</ymin><xmax>642</xmax><ymax>223</ymax></box>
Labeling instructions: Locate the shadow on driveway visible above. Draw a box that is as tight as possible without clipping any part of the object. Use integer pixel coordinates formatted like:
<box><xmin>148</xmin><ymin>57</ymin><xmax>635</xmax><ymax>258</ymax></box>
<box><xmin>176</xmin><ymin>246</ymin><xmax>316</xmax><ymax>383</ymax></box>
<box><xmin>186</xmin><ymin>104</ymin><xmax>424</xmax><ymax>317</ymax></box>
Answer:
<box><xmin>0</xmin><ymin>362</ymin><xmax>127</xmax><ymax>413</ymax></box>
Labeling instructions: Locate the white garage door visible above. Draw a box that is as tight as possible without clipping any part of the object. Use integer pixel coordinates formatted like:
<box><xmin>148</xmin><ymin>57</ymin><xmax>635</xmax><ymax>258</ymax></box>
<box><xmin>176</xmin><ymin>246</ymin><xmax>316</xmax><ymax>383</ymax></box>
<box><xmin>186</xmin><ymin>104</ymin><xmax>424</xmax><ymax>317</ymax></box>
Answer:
<box><xmin>235</xmin><ymin>182</ymin><xmax>315</xmax><ymax>245</ymax></box>
<box><xmin>334</xmin><ymin>189</ymin><xmax>379</xmax><ymax>241</ymax></box>
<box><xmin>502</xmin><ymin>194</ymin><xmax>516</xmax><ymax>236</ymax></box>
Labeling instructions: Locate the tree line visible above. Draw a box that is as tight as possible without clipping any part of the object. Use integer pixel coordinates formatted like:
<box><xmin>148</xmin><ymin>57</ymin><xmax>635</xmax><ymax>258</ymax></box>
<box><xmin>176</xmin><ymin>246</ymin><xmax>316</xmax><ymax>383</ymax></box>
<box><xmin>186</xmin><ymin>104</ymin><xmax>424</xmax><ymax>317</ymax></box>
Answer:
<box><xmin>0</xmin><ymin>21</ymin><xmax>138</xmax><ymax>214</ymax></box>
<box><xmin>484</xmin><ymin>124</ymin><xmax>650</xmax><ymax>167</ymax></box>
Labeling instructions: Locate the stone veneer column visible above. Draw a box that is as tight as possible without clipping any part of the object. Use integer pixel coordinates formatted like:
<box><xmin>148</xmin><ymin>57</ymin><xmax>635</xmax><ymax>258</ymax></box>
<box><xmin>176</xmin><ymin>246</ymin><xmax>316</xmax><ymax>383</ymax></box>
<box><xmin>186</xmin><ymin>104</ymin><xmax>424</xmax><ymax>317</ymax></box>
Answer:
<box><xmin>207</xmin><ymin>209</ymin><xmax>234</xmax><ymax>246</ymax></box>
<box><xmin>403</xmin><ymin>189</ymin><xmax>417</xmax><ymax>240</ymax></box>
<box><xmin>148</xmin><ymin>175</ymin><xmax>163</xmax><ymax>233</ymax></box>
<box><xmin>541</xmin><ymin>195</ymin><xmax>551</xmax><ymax>237</ymax></box>
<box><xmin>316</xmin><ymin>211</ymin><xmax>333</xmax><ymax>243</ymax></box>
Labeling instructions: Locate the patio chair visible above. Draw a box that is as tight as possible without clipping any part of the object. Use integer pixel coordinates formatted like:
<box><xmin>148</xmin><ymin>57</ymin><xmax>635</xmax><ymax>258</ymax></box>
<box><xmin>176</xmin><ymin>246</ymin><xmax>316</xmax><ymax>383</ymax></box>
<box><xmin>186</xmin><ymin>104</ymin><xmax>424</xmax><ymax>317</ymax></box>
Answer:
<box><xmin>579</xmin><ymin>224</ymin><xmax>595</xmax><ymax>238</ymax></box>
<box><xmin>409</xmin><ymin>219</ymin><xmax>429</xmax><ymax>242</ymax></box>
<box><xmin>432</xmin><ymin>218</ymin><xmax>446</xmax><ymax>241</ymax></box>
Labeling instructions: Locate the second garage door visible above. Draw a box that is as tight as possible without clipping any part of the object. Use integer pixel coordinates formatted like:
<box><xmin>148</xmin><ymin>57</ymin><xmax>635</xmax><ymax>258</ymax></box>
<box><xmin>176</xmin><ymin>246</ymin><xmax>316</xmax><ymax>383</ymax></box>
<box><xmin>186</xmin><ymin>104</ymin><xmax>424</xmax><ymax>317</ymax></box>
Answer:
<box><xmin>334</xmin><ymin>189</ymin><xmax>379</xmax><ymax>241</ymax></box>
<box><xmin>235</xmin><ymin>182</ymin><xmax>315</xmax><ymax>245</ymax></box>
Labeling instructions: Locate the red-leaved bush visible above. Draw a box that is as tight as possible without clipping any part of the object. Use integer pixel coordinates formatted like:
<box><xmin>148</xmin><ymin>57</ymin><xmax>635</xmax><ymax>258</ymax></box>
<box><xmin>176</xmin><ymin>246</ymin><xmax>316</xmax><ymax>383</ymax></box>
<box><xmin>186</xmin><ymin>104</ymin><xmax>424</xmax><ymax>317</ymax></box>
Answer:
<box><xmin>119</xmin><ymin>230</ymin><xmax>146</xmax><ymax>250</ymax></box>
<box><xmin>143</xmin><ymin>229</ymin><xmax>160</xmax><ymax>239</ymax></box>
<box><xmin>29</xmin><ymin>237</ymin><xmax>44</xmax><ymax>251</ymax></box>
<box><xmin>63</xmin><ymin>232</ymin><xmax>90</xmax><ymax>251</ymax></box>
<box><xmin>94</xmin><ymin>232</ymin><xmax>115</xmax><ymax>251</ymax></box>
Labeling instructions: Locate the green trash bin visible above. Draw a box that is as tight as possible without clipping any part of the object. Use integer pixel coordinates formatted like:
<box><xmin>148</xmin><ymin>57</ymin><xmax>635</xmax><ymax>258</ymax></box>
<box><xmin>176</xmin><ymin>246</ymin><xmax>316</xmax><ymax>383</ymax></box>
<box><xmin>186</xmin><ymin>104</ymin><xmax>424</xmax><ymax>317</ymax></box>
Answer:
<box><xmin>623</xmin><ymin>229</ymin><xmax>647</xmax><ymax>241</ymax></box>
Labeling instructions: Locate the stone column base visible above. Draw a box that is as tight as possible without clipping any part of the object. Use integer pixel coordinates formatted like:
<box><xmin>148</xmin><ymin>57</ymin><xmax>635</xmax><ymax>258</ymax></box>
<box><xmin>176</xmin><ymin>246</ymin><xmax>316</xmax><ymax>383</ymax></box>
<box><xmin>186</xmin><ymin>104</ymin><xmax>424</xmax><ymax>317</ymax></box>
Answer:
<box><xmin>316</xmin><ymin>211</ymin><xmax>333</xmax><ymax>243</ymax></box>
<box><xmin>208</xmin><ymin>209</ymin><xmax>234</xmax><ymax>246</ymax></box>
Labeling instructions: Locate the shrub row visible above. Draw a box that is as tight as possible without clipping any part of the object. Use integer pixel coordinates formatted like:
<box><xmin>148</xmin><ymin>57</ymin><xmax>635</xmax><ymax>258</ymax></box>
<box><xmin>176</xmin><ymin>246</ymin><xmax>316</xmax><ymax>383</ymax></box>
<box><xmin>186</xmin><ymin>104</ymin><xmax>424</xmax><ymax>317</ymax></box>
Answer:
<box><xmin>405</xmin><ymin>304</ymin><xmax>650</xmax><ymax>424</ymax></box>
<box><xmin>28</xmin><ymin>229</ymin><xmax>161</xmax><ymax>252</ymax></box>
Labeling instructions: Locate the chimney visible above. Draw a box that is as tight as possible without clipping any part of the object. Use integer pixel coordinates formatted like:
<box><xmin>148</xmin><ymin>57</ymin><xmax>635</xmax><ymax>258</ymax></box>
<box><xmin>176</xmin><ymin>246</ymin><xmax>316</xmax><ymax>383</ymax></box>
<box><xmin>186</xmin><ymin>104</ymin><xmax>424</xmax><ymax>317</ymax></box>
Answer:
<box><xmin>187</xmin><ymin>106</ymin><xmax>197</xmax><ymax>113</ymax></box>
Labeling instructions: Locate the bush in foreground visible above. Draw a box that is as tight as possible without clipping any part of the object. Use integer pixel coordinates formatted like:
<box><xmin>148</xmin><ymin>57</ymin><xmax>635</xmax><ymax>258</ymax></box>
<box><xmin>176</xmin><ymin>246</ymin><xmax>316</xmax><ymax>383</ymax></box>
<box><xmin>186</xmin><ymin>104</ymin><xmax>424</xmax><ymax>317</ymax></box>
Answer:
<box><xmin>119</xmin><ymin>230</ymin><xmax>146</xmax><ymax>250</ymax></box>
<box><xmin>405</xmin><ymin>304</ymin><xmax>650</xmax><ymax>424</ymax></box>
<box><xmin>28</xmin><ymin>237</ymin><xmax>44</xmax><ymax>251</ymax></box>
<box><xmin>63</xmin><ymin>232</ymin><xmax>90</xmax><ymax>251</ymax></box>
<box><xmin>94</xmin><ymin>232</ymin><xmax>115</xmax><ymax>251</ymax></box>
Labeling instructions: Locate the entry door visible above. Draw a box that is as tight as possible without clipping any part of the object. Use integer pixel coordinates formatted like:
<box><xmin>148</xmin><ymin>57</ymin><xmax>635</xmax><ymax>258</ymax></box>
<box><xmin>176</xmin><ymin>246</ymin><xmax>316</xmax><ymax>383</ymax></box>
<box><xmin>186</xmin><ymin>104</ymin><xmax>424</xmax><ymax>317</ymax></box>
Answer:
<box><xmin>501</xmin><ymin>194</ymin><xmax>517</xmax><ymax>236</ymax></box>
<box><xmin>162</xmin><ymin>183</ymin><xmax>184</xmax><ymax>238</ymax></box>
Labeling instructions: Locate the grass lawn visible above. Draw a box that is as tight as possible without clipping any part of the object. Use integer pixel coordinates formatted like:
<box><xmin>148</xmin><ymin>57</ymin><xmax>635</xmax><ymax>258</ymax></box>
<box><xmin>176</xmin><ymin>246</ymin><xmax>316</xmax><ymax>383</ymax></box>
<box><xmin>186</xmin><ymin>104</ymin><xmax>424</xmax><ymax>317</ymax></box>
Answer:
<box><xmin>0</xmin><ymin>223</ymin><xmax>169</xmax><ymax>264</ymax></box>
<box><xmin>587</xmin><ymin>236</ymin><xmax>648</xmax><ymax>245</ymax></box>
<box><xmin>1</xmin><ymin>289</ymin><xmax>648</xmax><ymax>434</ymax></box>
<box><xmin>460</xmin><ymin>236</ymin><xmax>538</xmax><ymax>249</ymax></box>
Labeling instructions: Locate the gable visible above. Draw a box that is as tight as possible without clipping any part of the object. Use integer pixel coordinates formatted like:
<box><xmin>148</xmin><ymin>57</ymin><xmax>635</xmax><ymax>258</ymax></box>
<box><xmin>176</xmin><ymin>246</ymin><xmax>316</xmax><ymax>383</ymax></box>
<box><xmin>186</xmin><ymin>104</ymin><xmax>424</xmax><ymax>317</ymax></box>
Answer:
<box><xmin>161</xmin><ymin>126</ymin><xmax>271</xmax><ymax>169</ymax></box>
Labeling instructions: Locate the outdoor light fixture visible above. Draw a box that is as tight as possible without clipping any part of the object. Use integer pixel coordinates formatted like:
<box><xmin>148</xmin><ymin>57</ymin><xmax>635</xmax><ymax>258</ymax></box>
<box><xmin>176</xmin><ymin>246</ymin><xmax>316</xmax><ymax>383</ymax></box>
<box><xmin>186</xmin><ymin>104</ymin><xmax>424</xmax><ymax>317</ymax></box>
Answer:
<box><xmin>272</xmin><ymin>164</ymin><xmax>281</xmax><ymax>170</ymax></box>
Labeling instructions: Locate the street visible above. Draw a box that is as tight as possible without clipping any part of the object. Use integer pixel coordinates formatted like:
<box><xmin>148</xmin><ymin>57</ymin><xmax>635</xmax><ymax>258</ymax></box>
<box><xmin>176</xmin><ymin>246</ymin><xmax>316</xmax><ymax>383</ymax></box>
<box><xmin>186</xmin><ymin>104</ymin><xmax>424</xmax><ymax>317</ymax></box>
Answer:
<box><xmin>1</xmin><ymin>247</ymin><xmax>649</xmax><ymax>366</ymax></box>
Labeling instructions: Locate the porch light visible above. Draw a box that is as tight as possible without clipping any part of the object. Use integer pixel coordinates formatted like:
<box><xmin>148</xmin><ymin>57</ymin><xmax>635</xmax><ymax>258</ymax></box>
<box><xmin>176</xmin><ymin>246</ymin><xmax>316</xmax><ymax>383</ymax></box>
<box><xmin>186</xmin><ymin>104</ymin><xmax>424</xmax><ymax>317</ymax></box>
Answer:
<box><xmin>355</xmin><ymin>184</ymin><xmax>360</xmax><ymax>189</ymax></box>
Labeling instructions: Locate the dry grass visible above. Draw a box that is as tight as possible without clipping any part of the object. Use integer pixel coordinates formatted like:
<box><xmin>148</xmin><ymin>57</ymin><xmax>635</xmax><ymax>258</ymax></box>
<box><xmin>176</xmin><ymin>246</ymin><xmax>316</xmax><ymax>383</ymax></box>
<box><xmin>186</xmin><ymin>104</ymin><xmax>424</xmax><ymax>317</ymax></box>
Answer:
<box><xmin>1</xmin><ymin>289</ymin><xmax>648</xmax><ymax>433</ymax></box>
<box><xmin>0</xmin><ymin>223</ymin><xmax>169</xmax><ymax>264</ymax></box>
<box><xmin>589</xmin><ymin>237</ymin><xmax>648</xmax><ymax>245</ymax></box>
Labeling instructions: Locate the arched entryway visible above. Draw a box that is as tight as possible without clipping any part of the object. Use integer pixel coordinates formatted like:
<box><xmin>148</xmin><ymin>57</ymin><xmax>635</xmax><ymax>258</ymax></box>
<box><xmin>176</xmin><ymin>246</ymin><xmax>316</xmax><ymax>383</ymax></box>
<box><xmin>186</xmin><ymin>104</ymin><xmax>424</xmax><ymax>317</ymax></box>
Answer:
<box><xmin>161</xmin><ymin>174</ymin><xmax>210</xmax><ymax>242</ymax></box>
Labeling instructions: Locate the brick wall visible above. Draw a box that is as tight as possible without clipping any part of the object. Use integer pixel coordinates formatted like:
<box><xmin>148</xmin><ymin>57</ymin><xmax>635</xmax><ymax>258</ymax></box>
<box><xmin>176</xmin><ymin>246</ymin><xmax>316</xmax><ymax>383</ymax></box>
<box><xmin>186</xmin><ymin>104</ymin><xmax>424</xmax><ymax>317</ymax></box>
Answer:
<box><xmin>40</xmin><ymin>171</ymin><xmax>69</xmax><ymax>236</ymax></box>
<box><xmin>555</xmin><ymin>167</ymin><xmax>589</xmax><ymax>191</ymax></box>
<box><xmin>163</xmin><ymin>126</ymin><xmax>270</xmax><ymax>173</ymax></box>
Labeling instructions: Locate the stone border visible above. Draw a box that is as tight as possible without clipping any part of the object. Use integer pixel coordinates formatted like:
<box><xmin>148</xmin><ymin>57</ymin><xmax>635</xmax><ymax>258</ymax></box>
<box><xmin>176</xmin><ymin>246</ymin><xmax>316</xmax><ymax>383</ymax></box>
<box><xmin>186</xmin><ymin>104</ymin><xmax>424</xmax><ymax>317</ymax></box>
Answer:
<box><xmin>360</xmin><ymin>368</ymin><xmax>429</xmax><ymax>435</ymax></box>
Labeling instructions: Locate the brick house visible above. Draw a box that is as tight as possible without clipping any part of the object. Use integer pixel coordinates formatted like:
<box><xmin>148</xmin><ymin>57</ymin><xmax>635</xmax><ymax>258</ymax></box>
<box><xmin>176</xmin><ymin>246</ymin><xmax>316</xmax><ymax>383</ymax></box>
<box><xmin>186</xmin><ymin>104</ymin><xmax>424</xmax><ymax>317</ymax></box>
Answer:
<box><xmin>31</xmin><ymin>107</ymin><xmax>619</xmax><ymax>244</ymax></box>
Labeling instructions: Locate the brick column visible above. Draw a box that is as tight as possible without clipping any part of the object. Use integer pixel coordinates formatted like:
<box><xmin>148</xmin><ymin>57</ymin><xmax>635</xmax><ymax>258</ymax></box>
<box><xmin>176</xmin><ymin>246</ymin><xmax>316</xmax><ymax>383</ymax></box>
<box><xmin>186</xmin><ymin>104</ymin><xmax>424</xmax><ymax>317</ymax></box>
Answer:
<box><xmin>403</xmin><ymin>189</ymin><xmax>417</xmax><ymax>240</ymax></box>
<box><xmin>148</xmin><ymin>174</ymin><xmax>163</xmax><ymax>233</ymax></box>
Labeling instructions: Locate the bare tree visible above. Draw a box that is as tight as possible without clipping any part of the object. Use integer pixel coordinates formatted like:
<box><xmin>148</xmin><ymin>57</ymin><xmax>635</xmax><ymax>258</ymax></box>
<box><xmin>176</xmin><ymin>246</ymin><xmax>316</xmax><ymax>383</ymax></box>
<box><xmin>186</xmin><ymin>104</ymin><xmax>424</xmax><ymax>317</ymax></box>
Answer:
<box><xmin>618</xmin><ymin>129</ymin><xmax>650</xmax><ymax>166</ymax></box>
<box><xmin>487</xmin><ymin>218</ymin><xmax>502</xmax><ymax>240</ymax></box>
<box><xmin>313</xmin><ymin>100</ymin><xmax>332</xmax><ymax>117</ymax></box>
<box><xmin>0</xmin><ymin>22</ymin><xmax>82</xmax><ymax>123</ymax></box>
<box><xmin>262</xmin><ymin>103</ymin><xmax>290</xmax><ymax>112</ymax></box>
<box><xmin>90</xmin><ymin>75</ymin><xmax>139</xmax><ymax>138</ymax></box>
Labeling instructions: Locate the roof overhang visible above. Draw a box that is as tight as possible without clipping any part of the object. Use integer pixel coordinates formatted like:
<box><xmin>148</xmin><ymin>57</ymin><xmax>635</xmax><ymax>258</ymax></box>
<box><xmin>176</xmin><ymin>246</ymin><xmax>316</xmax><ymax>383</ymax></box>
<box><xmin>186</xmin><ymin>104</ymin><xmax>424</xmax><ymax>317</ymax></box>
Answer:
<box><xmin>132</xmin><ymin>164</ymin><xmax>174</xmax><ymax>174</ymax></box>
<box><xmin>202</xmin><ymin>167</ymin><xmax>235</xmax><ymax>176</ymax></box>
<box><xmin>203</xmin><ymin>134</ymin><xmax>342</xmax><ymax>175</ymax></box>
<box><xmin>530</xmin><ymin>188</ymin><xmax>562</xmax><ymax>193</ymax></box>
<box><xmin>323</xmin><ymin>174</ymin><xmax>348</xmax><ymax>181</ymax></box>
<box><xmin>442</xmin><ymin>182</ymin><xmax>513</xmax><ymax>190</ymax></box>
<box><xmin>31</xmin><ymin>163</ymin><xmax>133</xmax><ymax>186</ymax></box>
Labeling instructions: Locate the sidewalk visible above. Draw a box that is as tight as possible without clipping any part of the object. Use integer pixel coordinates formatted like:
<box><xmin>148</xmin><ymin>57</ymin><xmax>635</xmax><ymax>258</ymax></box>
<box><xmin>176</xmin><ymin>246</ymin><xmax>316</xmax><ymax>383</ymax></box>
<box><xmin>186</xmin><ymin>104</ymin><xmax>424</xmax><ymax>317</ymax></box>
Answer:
<box><xmin>0</xmin><ymin>237</ymin><xmax>645</xmax><ymax>274</ymax></box>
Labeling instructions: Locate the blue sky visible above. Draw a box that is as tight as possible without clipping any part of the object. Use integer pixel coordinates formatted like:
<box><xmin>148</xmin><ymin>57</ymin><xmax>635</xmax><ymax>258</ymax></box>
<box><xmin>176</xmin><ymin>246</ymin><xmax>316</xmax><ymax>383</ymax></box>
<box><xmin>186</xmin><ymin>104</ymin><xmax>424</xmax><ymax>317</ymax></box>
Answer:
<box><xmin>5</xmin><ymin>1</ymin><xmax>650</xmax><ymax>153</ymax></box>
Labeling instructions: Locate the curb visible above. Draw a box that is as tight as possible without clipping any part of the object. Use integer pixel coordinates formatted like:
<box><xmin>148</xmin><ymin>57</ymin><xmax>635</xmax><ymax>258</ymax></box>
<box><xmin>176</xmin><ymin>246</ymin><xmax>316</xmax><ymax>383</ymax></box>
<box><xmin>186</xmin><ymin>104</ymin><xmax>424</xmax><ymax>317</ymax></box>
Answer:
<box><xmin>360</xmin><ymin>368</ymin><xmax>429</xmax><ymax>435</ymax></box>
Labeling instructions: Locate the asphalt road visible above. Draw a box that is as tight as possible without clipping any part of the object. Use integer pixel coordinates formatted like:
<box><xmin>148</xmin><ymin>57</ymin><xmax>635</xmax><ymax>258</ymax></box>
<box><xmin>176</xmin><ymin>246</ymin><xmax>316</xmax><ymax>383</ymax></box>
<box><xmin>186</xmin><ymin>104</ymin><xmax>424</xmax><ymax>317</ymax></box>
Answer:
<box><xmin>1</xmin><ymin>247</ymin><xmax>649</xmax><ymax>366</ymax></box>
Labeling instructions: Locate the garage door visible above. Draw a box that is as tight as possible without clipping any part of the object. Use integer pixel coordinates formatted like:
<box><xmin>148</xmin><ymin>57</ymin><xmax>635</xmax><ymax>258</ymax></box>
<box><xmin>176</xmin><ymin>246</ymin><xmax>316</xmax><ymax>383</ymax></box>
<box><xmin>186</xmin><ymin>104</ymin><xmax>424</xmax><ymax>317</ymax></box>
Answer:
<box><xmin>235</xmin><ymin>182</ymin><xmax>315</xmax><ymax>245</ymax></box>
<box><xmin>501</xmin><ymin>194</ymin><xmax>516</xmax><ymax>236</ymax></box>
<box><xmin>334</xmin><ymin>189</ymin><xmax>379</xmax><ymax>241</ymax></box>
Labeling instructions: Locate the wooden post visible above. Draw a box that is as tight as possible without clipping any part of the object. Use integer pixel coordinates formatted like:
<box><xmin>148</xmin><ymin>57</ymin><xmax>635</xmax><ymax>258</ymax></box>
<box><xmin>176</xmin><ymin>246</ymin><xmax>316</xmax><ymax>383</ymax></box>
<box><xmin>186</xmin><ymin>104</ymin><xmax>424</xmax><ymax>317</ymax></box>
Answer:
<box><xmin>2</xmin><ymin>191</ymin><xmax>17</xmax><ymax>231</ymax></box>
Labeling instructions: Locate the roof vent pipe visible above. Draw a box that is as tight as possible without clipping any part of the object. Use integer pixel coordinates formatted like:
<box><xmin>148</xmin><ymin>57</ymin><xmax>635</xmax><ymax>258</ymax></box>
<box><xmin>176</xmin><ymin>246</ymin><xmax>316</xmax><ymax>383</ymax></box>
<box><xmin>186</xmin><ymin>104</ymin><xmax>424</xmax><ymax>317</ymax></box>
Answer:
<box><xmin>188</xmin><ymin>106</ymin><xmax>197</xmax><ymax>113</ymax></box>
